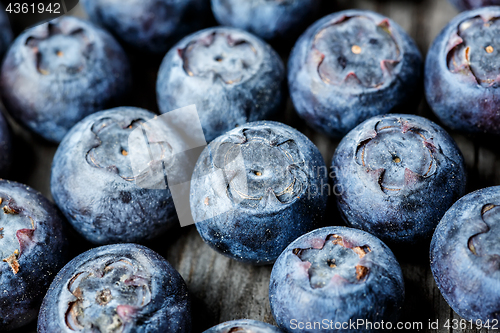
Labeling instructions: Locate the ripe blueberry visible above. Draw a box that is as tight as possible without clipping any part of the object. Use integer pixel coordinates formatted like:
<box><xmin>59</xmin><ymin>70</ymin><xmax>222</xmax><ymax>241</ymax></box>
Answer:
<box><xmin>0</xmin><ymin>180</ymin><xmax>68</xmax><ymax>331</ymax></box>
<box><xmin>332</xmin><ymin>114</ymin><xmax>467</xmax><ymax>244</ymax></box>
<box><xmin>288</xmin><ymin>9</ymin><xmax>422</xmax><ymax>138</ymax></box>
<box><xmin>81</xmin><ymin>0</ymin><xmax>210</xmax><ymax>54</ymax></box>
<box><xmin>191</xmin><ymin>121</ymin><xmax>328</xmax><ymax>264</ymax></box>
<box><xmin>431</xmin><ymin>186</ymin><xmax>500</xmax><ymax>322</ymax></box>
<box><xmin>37</xmin><ymin>243</ymin><xmax>191</xmax><ymax>332</ymax></box>
<box><xmin>425</xmin><ymin>7</ymin><xmax>500</xmax><ymax>134</ymax></box>
<box><xmin>269</xmin><ymin>226</ymin><xmax>404</xmax><ymax>333</ymax></box>
<box><xmin>210</xmin><ymin>0</ymin><xmax>321</xmax><ymax>41</ymax></box>
<box><xmin>51</xmin><ymin>107</ymin><xmax>177</xmax><ymax>245</ymax></box>
<box><xmin>157</xmin><ymin>27</ymin><xmax>285</xmax><ymax>142</ymax></box>
<box><xmin>0</xmin><ymin>16</ymin><xmax>131</xmax><ymax>143</ymax></box>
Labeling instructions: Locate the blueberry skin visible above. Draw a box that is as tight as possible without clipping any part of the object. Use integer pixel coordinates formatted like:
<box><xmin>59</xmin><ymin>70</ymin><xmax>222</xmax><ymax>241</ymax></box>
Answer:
<box><xmin>82</xmin><ymin>0</ymin><xmax>210</xmax><ymax>54</ymax></box>
<box><xmin>269</xmin><ymin>226</ymin><xmax>404</xmax><ymax>333</ymax></box>
<box><xmin>0</xmin><ymin>16</ymin><xmax>131</xmax><ymax>143</ymax></box>
<box><xmin>425</xmin><ymin>7</ymin><xmax>500</xmax><ymax>134</ymax></box>
<box><xmin>431</xmin><ymin>186</ymin><xmax>500</xmax><ymax>321</ymax></box>
<box><xmin>0</xmin><ymin>112</ymin><xmax>12</xmax><ymax>177</ymax></box>
<box><xmin>157</xmin><ymin>27</ymin><xmax>285</xmax><ymax>143</ymax></box>
<box><xmin>210</xmin><ymin>0</ymin><xmax>320</xmax><ymax>41</ymax></box>
<box><xmin>332</xmin><ymin>114</ymin><xmax>466</xmax><ymax>244</ymax></box>
<box><xmin>191</xmin><ymin>121</ymin><xmax>328</xmax><ymax>265</ymax></box>
<box><xmin>51</xmin><ymin>107</ymin><xmax>177</xmax><ymax>245</ymax></box>
<box><xmin>288</xmin><ymin>9</ymin><xmax>422</xmax><ymax>138</ymax></box>
<box><xmin>204</xmin><ymin>319</ymin><xmax>282</xmax><ymax>333</ymax></box>
<box><xmin>37</xmin><ymin>243</ymin><xmax>191</xmax><ymax>333</ymax></box>
<box><xmin>0</xmin><ymin>180</ymin><xmax>68</xmax><ymax>331</ymax></box>
<box><xmin>449</xmin><ymin>0</ymin><xmax>500</xmax><ymax>11</ymax></box>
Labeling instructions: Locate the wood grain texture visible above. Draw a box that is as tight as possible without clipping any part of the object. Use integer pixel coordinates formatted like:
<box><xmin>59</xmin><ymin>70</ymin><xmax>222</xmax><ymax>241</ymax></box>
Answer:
<box><xmin>4</xmin><ymin>0</ymin><xmax>500</xmax><ymax>332</ymax></box>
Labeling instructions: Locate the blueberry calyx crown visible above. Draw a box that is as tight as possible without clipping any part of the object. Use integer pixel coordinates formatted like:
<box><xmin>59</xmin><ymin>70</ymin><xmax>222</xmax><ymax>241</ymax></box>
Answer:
<box><xmin>0</xmin><ymin>196</ymin><xmax>35</xmax><ymax>275</ymax></box>
<box><xmin>355</xmin><ymin>117</ymin><xmax>438</xmax><ymax>194</ymax></box>
<box><xmin>209</xmin><ymin>127</ymin><xmax>307</xmax><ymax>209</ymax></box>
<box><xmin>178</xmin><ymin>31</ymin><xmax>260</xmax><ymax>85</ymax></box>
<box><xmin>65</xmin><ymin>258</ymin><xmax>151</xmax><ymax>331</ymax></box>
<box><xmin>293</xmin><ymin>234</ymin><xmax>371</xmax><ymax>289</ymax></box>
<box><xmin>311</xmin><ymin>15</ymin><xmax>400</xmax><ymax>90</ymax></box>
<box><xmin>446</xmin><ymin>15</ymin><xmax>500</xmax><ymax>87</ymax></box>
<box><xmin>86</xmin><ymin>117</ymin><xmax>172</xmax><ymax>182</ymax></box>
<box><xmin>467</xmin><ymin>203</ymin><xmax>500</xmax><ymax>272</ymax></box>
<box><xmin>25</xmin><ymin>21</ymin><xmax>93</xmax><ymax>77</ymax></box>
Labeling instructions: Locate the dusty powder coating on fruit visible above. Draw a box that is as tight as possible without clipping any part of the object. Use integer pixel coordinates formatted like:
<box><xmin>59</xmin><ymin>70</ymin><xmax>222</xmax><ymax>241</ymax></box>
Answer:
<box><xmin>269</xmin><ymin>227</ymin><xmax>404</xmax><ymax>333</ymax></box>
<box><xmin>51</xmin><ymin>107</ymin><xmax>178</xmax><ymax>245</ymax></box>
<box><xmin>288</xmin><ymin>9</ymin><xmax>422</xmax><ymax>138</ymax></box>
<box><xmin>447</xmin><ymin>16</ymin><xmax>500</xmax><ymax>87</ymax></box>
<box><xmin>157</xmin><ymin>27</ymin><xmax>285</xmax><ymax>142</ymax></box>
<box><xmin>431</xmin><ymin>186</ymin><xmax>500</xmax><ymax>322</ymax></box>
<box><xmin>65</xmin><ymin>259</ymin><xmax>153</xmax><ymax>331</ymax></box>
<box><xmin>314</xmin><ymin>17</ymin><xmax>400</xmax><ymax>88</ymax></box>
<box><xmin>425</xmin><ymin>6</ymin><xmax>500</xmax><ymax>134</ymax></box>
<box><xmin>0</xmin><ymin>197</ymin><xmax>33</xmax><ymax>274</ymax></box>
<box><xmin>37</xmin><ymin>244</ymin><xmax>191</xmax><ymax>333</ymax></box>
<box><xmin>332</xmin><ymin>114</ymin><xmax>467</xmax><ymax>244</ymax></box>
<box><xmin>0</xmin><ymin>180</ymin><xmax>68</xmax><ymax>331</ymax></box>
<box><xmin>191</xmin><ymin>121</ymin><xmax>328</xmax><ymax>264</ymax></box>
<box><xmin>293</xmin><ymin>234</ymin><xmax>371</xmax><ymax>289</ymax></box>
<box><xmin>179</xmin><ymin>31</ymin><xmax>260</xmax><ymax>85</ymax></box>
<box><xmin>82</xmin><ymin>0</ymin><xmax>210</xmax><ymax>54</ymax></box>
<box><xmin>0</xmin><ymin>16</ymin><xmax>131</xmax><ymax>143</ymax></box>
<box><xmin>210</xmin><ymin>0</ymin><xmax>321</xmax><ymax>41</ymax></box>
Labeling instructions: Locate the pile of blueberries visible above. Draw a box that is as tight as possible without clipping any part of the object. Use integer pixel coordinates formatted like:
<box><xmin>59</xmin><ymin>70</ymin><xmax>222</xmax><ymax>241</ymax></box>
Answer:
<box><xmin>0</xmin><ymin>0</ymin><xmax>499</xmax><ymax>332</ymax></box>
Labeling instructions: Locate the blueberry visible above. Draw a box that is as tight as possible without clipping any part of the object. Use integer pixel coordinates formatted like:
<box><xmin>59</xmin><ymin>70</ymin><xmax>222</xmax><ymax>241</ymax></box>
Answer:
<box><xmin>157</xmin><ymin>27</ymin><xmax>285</xmax><ymax>143</ymax></box>
<box><xmin>425</xmin><ymin>7</ymin><xmax>500</xmax><ymax>134</ymax></box>
<box><xmin>51</xmin><ymin>107</ymin><xmax>177</xmax><ymax>245</ymax></box>
<box><xmin>269</xmin><ymin>226</ymin><xmax>404</xmax><ymax>333</ymax></box>
<box><xmin>191</xmin><ymin>121</ymin><xmax>328</xmax><ymax>264</ymax></box>
<box><xmin>37</xmin><ymin>243</ymin><xmax>191</xmax><ymax>332</ymax></box>
<box><xmin>332</xmin><ymin>114</ymin><xmax>466</xmax><ymax>244</ymax></box>
<box><xmin>82</xmin><ymin>0</ymin><xmax>210</xmax><ymax>54</ymax></box>
<box><xmin>204</xmin><ymin>319</ymin><xmax>282</xmax><ymax>333</ymax></box>
<box><xmin>0</xmin><ymin>16</ymin><xmax>131</xmax><ymax>143</ymax></box>
<box><xmin>210</xmin><ymin>0</ymin><xmax>321</xmax><ymax>42</ymax></box>
<box><xmin>288</xmin><ymin>9</ymin><xmax>422</xmax><ymax>138</ymax></box>
<box><xmin>0</xmin><ymin>180</ymin><xmax>68</xmax><ymax>331</ymax></box>
<box><xmin>0</xmin><ymin>112</ymin><xmax>12</xmax><ymax>177</ymax></box>
<box><xmin>449</xmin><ymin>0</ymin><xmax>500</xmax><ymax>11</ymax></box>
<box><xmin>430</xmin><ymin>186</ymin><xmax>500</xmax><ymax>322</ymax></box>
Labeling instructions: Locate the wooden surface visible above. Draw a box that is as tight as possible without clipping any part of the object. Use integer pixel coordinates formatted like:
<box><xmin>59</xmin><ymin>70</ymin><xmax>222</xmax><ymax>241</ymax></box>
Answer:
<box><xmin>5</xmin><ymin>1</ymin><xmax>500</xmax><ymax>332</ymax></box>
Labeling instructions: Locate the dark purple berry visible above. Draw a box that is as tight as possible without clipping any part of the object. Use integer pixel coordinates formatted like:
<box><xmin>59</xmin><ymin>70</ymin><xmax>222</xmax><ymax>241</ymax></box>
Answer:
<box><xmin>288</xmin><ymin>9</ymin><xmax>422</xmax><ymax>138</ymax></box>
<box><xmin>38</xmin><ymin>244</ymin><xmax>191</xmax><ymax>332</ymax></box>
<box><xmin>425</xmin><ymin>7</ymin><xmax>500</xmax><ymax>134</ymax></box>
<box><xmin>0</xmin><ymin>16</ymin><xmax>131</xmax><ymax>143</ymax></box>
<box><xmin>269</xmin><ymin>226</ymin><xmax>404</xmax><ymax>333</ymax></box>
<box><xmin>332</xmin><ymin>114</ymin><xmax>466</xmax><ymax>244</ymax></box>
<box><xmin>157</xmin><ymin>27</ymin><xmax>285</xmax><ymax>142</ymax></box>
<box><xmin>431</xmin><ymin>186</ymin><xmax>500</xmax><ymax>321</ymax></box>
<box><xmin>0</xmin><ymin>180</ymin><xmax>68</xmax><ymax>331</ymax></box>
